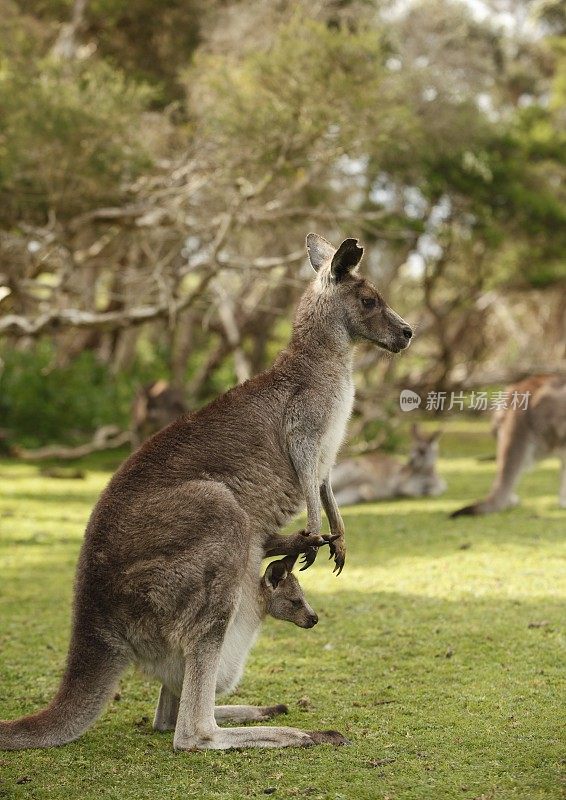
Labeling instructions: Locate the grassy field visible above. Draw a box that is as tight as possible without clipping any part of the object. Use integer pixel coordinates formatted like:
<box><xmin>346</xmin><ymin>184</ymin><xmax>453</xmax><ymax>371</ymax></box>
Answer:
<box><xmin>0</xmin><ymin>420</ymin><xmax>564</xmax><ymax>800</ymax></box>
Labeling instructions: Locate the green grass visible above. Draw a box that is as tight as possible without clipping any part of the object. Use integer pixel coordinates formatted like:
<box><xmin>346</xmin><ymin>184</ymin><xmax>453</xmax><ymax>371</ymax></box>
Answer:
<box><xmin>0</xmin><ymin>421</ymin><xmax>565</xmax><ymax>800</ymax></box>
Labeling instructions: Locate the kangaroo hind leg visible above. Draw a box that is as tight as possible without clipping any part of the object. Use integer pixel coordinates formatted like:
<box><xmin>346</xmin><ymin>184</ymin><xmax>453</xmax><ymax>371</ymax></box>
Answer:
<box><xmin>174</xmin><ymin>610</ymin><xmax>346</xmax><ymax>750</ymax></box>
<box><xmin>154</xmin><ymin>688</ymin><xmax>288</xmax><ymax>730</ymax></box>
<box><xmin>166</xmin><ymin>481</ymin><xmax>346</xmax><ymax>750</ymax></box>
<box><xmin>154</xmin><ymin>685</ymin><xmax>179</xmax><ymax>732</ymax></box>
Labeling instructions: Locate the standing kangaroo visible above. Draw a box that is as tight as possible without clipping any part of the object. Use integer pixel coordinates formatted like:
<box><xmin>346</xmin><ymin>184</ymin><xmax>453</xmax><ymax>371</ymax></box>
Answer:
<box><xmin>331</xmin><ymin>424</ymin><xmax>445</xmax><ymax>506</ymax></box>
<box><xmin>451</xmin><ymin>374</ymin><xmax>566</xmax><ymax>517</ymax></box>
<box><xmin>0</xmin><ymin>233</ymin><xmax>412</xmax><ymax>752</ymax></box>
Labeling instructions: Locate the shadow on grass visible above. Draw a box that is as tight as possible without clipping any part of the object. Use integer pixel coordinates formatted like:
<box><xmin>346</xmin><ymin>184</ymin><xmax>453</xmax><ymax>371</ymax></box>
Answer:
<box><xmin>1</xmin><ymin>505</ymin><xmax>564</xmax><ymax>581</ymax></box>
<box><xmin>0</xmin><ymin>586</ymin><xmax>563</xmax><ymax>800</ymax></box>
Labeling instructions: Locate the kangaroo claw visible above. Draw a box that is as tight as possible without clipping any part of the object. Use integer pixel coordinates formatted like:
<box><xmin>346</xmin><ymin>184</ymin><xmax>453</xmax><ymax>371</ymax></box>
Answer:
<box><xmin>328</xmin><ymin>535</ymin><xmax>346</xmax><ymax>575</ymax></box>
<box><xmin>299</xmin><ymin>547</ymin><xmax>318</xmax><ymax>571</ymax></box>
<box><xmin>294</xmin><ymin>533</ymin><xmax>341</xmax><ymax>571</ymax></box>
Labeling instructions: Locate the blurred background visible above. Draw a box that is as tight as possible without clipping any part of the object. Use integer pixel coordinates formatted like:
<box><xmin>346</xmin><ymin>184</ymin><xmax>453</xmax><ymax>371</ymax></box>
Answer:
<box><xmin>0</xmin><ymin>0</ymin><xmax>564</xmax><ymax>451</ymax></box>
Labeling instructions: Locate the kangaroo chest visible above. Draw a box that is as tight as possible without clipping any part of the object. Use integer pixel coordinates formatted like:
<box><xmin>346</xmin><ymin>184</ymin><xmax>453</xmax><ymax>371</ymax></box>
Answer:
<box><xmin>318</xmin><ymin>376</ymin><xmax>355</xmax><ymax>480</ymax></box>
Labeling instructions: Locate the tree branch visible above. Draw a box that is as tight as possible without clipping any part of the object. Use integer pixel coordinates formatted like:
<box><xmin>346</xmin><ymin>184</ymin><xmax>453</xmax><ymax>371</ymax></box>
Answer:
<box><xmin>15</xmin><ymin>426</ymin><xmax>131</xmax><ymax>461</ymax></box>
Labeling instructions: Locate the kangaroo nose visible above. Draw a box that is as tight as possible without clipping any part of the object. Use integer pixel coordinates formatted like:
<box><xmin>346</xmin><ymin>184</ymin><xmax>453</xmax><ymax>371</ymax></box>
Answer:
<box><xmin>402</xmin><ymin>326</ymin><xmax>413</xmax><ymax>340</ymax></box>
<box><xmin>306</xmin><ymin>613</ymin><xmax>318</xmax><ymax>628</ymax></box>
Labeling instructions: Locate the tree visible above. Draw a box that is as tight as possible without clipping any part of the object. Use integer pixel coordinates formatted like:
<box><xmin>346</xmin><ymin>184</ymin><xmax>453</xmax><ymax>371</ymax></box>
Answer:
<box><xmin>0</xmin><ymin>0</ymin><xmax>564</xmax><ymax>446</ymax></box>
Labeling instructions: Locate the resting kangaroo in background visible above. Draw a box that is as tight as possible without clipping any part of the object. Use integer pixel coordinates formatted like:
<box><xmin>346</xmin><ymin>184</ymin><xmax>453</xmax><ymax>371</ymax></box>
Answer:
<box><xmin>154</xmin><ymin>555</ymin><xmax>320</xmax><ymax>733</ymax></box>
<box><xmin>452</xmin><ymin>374</ymin><xmax>566</xmax><ymax>517</ymax></box>
<box><xmin>0</xmin><ymin>233</ymin><xmax>412</xmax><ymax>752</ymax></box>
<box><xmin>332</xmin><ymin>424</ymin><xmax>446</xmax><ymax>506</ymax></box>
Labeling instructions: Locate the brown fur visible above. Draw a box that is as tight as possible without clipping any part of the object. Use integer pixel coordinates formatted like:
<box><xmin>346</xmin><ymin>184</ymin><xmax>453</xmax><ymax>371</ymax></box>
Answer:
<box><xmin>452</xmin><ymin>375</ymin><xmax>566</xmax><ymax>517</ymax></box>
<box><xmin>0</xmin><ymin>234</ymin><xmax>412</xmax><ymax>751</ymax></box>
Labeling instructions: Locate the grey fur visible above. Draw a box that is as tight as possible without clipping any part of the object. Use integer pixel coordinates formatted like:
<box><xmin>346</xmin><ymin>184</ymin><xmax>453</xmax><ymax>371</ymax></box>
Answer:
<box><xmin>332</xmin><ymin>425</ymin><xmax>446</xmax><ymax>506</ymax></box>
<box><xmin>152</xmin><ymin>556</ymin><xmax>318</xmax><ymax>733</ymax></box>
<box><xmin>0</xmin><ymin>233</ymin><xmax>411</xmax><ymax>751</ymax></box>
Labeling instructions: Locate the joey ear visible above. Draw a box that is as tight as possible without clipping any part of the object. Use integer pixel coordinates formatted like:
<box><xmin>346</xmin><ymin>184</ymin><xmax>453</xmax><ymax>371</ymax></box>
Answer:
<box><xmin>263</xmin><ymin>559</ymin><xmax>288</xmax><ymax>590</ymax></box>
<box><xmin>330</xmin><ymin>238</ymin><xmax>363</xmax><ymax>281</ymax></box>
<box><xmin>306</xmin><ymin>233</ymin><xmax>336</xmax><ymax>273</ymax></box>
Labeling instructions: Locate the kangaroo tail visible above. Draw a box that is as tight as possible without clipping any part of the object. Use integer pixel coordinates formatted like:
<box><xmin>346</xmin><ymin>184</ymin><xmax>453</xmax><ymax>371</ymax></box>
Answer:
<box><xmin>0</xmin><ymin>627</ymin><xmax>126</xmax><ymax>750</ymax></box>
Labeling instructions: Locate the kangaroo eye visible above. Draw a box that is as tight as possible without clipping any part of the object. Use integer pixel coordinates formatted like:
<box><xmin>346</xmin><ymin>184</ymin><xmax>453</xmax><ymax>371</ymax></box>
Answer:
<box><xmin>361</xmin><ymin>298</ymin><xmax>376</xmax><ymax>310</ymax></box>
<box><xmin>291</xmin><ymin>599</ymin><xmax>303</xmax><ymax>609</ymax></box>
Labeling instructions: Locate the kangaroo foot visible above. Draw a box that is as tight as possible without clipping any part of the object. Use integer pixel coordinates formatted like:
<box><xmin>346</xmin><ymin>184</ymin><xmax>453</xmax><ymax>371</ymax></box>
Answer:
<box><xmin>174</xmin><ymin>725</ymin><xmax>315</xmax><ymax>751</ymax></box>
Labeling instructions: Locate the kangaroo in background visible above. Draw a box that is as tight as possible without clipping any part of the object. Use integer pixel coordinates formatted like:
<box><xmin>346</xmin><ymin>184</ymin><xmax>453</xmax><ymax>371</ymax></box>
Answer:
<box><xmin>0</xmin><ymin>233</ymin><xmax>412</xmax><ymax>752</ymax></box>
<box><xmin>452</xmin><ymin>374</ymin><xmax>566</xmax><ymax>517</ymax></box>
<box><xmin>154</xmin><ymin>554</ymin><xmax>320</xmax><ymax>733</ymax></box>
<box><xmin>331</xmin><ymin>424</ymin><xmax>445</xmax><ymax>506</ymax></box>
<box><xmin>131</xmin><ymin>380</ymin><xmax>187</xmax><ymax>449</ymax></box>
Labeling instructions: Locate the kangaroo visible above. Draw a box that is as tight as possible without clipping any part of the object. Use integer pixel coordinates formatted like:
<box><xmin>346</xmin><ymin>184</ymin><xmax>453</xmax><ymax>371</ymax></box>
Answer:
<box><xmin>131</xmin><ymin>380</ymin><xmax>187</xmax><ymax>449</ymax></box>
<box><xmin>0</xmin><ymin>233</ymin><xmax>412</xmax><ymax>752</ymax></box>
<box><xmin>332</xmin><ymin>425</ymin><xmax>446</xmax><ymax>506</ymax></box>
<box><xmin>451</xmin><ymin>374</ymin><xmax>566</xmax><ymax>517</ymax></box>
<box><xmin>153</xmin><ymin>555</ymin><xmax>320</xmax><ymax>733</ymax></box>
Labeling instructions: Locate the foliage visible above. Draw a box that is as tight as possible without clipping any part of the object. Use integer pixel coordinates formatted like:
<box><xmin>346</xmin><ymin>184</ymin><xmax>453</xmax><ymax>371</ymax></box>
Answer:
<box><xmin>0</xmin><ymin>344</ymin><xmax>164</xmax><ymax>446</ymax></box>
<box><xmin>0</xmin><ymin>0</ymin><xmax>564</xmax><ymax>441</ymax></box>
<box><xmin>0</xmin><ymin>56</ymin><xmax>154</xmax><ymax>222</ymax></box>
<box><xmin>14</xmin><ymin>0</ymin><xmax>204</xmax><ymax>101</ymax></box>
<box><xmin>189</xmin><ymin>18</ymin><xmax>410</xmax><ymax>174</ymax></box>
<box><xmin>0</xmin><ymin>421</ymin><xmax>564</xmax><ymax>799</ymax></box>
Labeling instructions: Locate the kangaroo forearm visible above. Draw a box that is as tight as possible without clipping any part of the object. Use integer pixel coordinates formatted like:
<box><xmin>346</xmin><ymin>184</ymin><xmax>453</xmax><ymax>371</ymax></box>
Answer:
<box><xmin>287</xmin><ymin>436</ymin><xmax>323</xmax><ymax>534</ymax></box>
<box><xmin>294</xmin><ymin>466</ymin><xmax>322</xmax><ymax>534</ymax></box>
<box><xmin>319</xmin><ymin>476</ymin><xmax>346</xmax><ymax>574</ymax></box>
<box><xmin>263</xmin><ymin>531</ymin><xmax>300</xmax><ymax>557</ymax></box>
<box><xmin>305</xmin><ymin>491</ymin><xmax>322</xmax><ymax>533</ymax></box>
<box><xmin>320</xmin><ymin>479</ymin><xmax>345</xmax><ymax>537</ymax></box>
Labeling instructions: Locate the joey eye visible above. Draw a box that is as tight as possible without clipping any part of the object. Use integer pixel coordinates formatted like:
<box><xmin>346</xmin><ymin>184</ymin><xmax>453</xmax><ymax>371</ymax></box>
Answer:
<box><xmin>361</xmin><ymin>297</ymin><xmax>377</xmax><ymax>310</ymax></box>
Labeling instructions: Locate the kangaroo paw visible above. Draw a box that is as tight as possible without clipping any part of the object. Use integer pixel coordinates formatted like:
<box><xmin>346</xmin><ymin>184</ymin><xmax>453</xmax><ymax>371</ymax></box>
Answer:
<box><xmin>328</xmin><ymin>535</ymin><xmax>346</xmax><ymax>575</ymax></box>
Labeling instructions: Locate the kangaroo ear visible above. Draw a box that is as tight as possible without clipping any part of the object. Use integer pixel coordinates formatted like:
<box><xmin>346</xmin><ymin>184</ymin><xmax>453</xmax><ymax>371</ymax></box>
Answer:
<box><xmin>330</xmin><ymin>238</ymin><xmax>363</xmax><ymax>281</ymax></box>
<box><xmin>411</xmin><ymin>422</ymin><xmax>422</xmax><ymax>440</ymax></box>
<box><xmin>429</xmin><ymin>428</ymin><xmax>443</xmax><ymax>442</ymax></box>
<box><xmin>306</xmin><ymin>233</ymin><xmax>336</xmax><ymax>273</ymax></box>
<box><xmin>263</xmin><ymin>559</ymin><xmax>288</xmax><ymax>590</ymax></box>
